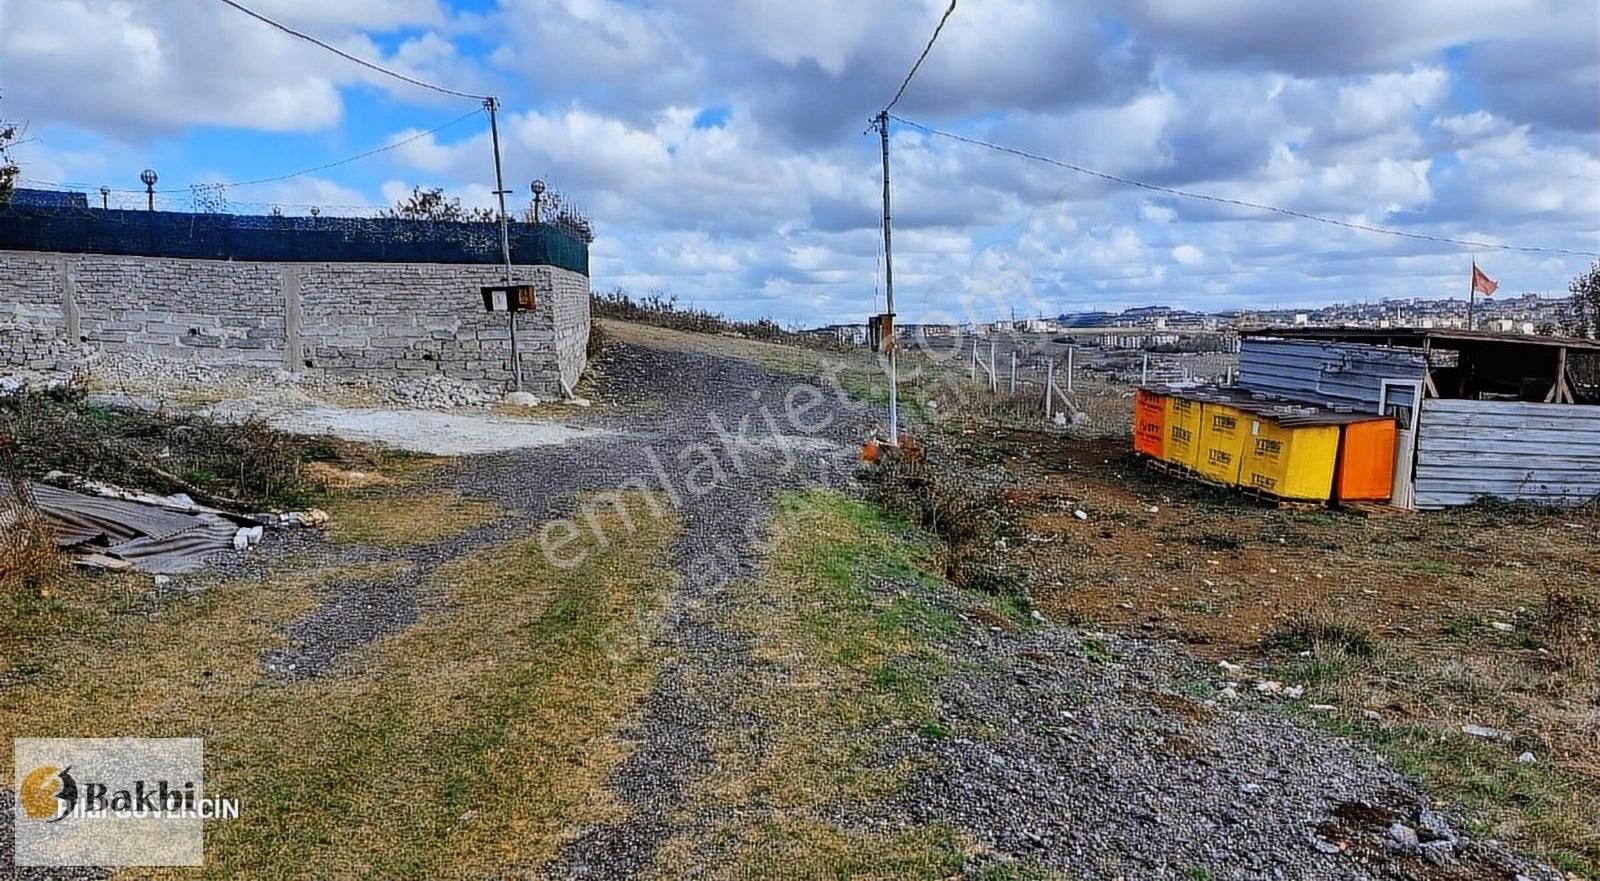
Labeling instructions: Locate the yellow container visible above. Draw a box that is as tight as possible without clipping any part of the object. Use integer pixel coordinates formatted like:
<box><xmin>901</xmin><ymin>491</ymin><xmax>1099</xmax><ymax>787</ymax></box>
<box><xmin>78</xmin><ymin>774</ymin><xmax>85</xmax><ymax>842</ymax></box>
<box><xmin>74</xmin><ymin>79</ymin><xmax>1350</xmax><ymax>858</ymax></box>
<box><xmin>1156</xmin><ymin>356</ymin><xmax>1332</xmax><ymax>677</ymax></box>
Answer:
<box><xmin>1240</xmin><ymin>417</ymin><xmax>1341</xmax><ymax>501</ymax></box>
<box><xmin>1195</xmin><ymin>402</ymin><xmax>1248</xmax><ymax>484</ymax></box>
<box><xmin>1163</xmin><ymin>395</ymin><xmax>1203</xmax><ymax>470</ymax></box>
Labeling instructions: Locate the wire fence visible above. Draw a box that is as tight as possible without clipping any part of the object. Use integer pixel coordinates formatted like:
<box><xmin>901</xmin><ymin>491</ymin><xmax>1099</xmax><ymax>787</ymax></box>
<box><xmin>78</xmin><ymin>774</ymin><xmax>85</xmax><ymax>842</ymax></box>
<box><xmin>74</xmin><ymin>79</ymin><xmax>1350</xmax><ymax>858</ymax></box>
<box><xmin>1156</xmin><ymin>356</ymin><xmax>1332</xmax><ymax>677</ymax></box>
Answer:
<box><xmin>896</xmin><ymin>335</ymin><xmax>1239</xmax><ymax>437</ymax></box>
<box><xmin>0</xmin><ymin>202</ymin><xmax>589</xmax><ymax>274</ymax></box>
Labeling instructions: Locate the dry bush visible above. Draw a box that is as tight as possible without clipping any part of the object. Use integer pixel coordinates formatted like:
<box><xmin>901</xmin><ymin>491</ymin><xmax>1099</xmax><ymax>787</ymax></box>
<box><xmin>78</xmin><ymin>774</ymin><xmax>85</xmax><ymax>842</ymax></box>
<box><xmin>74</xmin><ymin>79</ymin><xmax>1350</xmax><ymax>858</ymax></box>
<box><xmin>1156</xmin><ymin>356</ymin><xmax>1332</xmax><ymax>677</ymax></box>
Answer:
<box><xmin>0</xmin><ymin>457</ymin><xmax>67</xmax><ymax>597</ymax></box>
<box><xmin>863</xmin><ymin>453</ymin><xmax>1023</xmax><ymax>595</ymax></box>
<box><xmin>1</xmin><ymin>389</ymin><xmax>346</xmax><ymax>511</ymax></box>
<box><xmin>592</xmin><ymin>287</ymin><xmax>844</xmax><ymax>351</ymax></box>
<box><xmin>0</xmin><ymin>519</ymin><xmax>66</xmax><ymax>597</ymax></box>
<box><xmin>1543</xmin><ymin>584</ymin><xmax>1599</xmax><ymax>677</ymax></box>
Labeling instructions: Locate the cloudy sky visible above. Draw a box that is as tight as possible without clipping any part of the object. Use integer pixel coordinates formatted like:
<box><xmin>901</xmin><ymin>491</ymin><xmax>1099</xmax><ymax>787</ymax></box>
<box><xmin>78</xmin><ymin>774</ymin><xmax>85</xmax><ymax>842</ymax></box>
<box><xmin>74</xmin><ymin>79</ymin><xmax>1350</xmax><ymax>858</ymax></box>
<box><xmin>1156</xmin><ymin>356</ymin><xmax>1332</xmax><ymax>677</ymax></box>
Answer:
<box><xmin>2</xmin><ymin>0</ymin><xmax>1598</xmax><ymax>325</ymax></box>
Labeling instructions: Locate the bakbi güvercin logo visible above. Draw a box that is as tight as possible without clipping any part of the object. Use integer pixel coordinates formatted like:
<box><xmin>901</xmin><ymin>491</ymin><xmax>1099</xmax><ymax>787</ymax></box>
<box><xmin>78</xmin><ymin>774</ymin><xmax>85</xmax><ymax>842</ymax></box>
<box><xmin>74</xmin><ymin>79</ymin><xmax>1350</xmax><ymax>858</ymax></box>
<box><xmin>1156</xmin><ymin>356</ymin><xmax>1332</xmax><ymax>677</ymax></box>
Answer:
<box><xmin>18</xmin><ymin>764</ymin><xmax>78</xmax><ymax>821</ymax></box>
<box><xmin>12</xmin><ymin>738</ymin><xmax>237</xmax><ymax>867</ymax></box>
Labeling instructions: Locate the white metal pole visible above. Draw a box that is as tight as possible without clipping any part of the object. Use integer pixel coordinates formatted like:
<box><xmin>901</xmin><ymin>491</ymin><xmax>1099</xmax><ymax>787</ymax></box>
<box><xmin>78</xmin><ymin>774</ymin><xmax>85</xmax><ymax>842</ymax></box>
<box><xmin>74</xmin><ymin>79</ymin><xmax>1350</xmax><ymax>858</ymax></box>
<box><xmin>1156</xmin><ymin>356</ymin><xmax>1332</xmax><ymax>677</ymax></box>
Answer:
<box><xmin>1141</xmin><ymin>353</ymin><xmax>1149</xmax><ymax>385</ymax></box>
<box><xmin>1066</xmin><ymin>346</ymin><xmax>1075</xmax><ymax>393</ymax></box>
<box><xmin>988</xmin><ymin>341</ymin><xmax>996</xmax><ymax>392</ymax></box>
<box><xmin>1009</xmin><ymin>351</ymin><xmax>1017</xmax><ymax>393</ymax></box>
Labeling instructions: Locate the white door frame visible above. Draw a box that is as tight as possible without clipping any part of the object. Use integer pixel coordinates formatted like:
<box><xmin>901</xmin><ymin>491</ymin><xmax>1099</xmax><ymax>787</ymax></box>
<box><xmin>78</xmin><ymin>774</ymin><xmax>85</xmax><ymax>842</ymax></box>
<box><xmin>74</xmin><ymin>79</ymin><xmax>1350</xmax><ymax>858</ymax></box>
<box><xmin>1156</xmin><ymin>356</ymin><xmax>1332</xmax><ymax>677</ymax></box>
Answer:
<box><xmin>1380</xmin><ymin>378</ymin><xmax>1425</xmax><ymax>510</ymax></box>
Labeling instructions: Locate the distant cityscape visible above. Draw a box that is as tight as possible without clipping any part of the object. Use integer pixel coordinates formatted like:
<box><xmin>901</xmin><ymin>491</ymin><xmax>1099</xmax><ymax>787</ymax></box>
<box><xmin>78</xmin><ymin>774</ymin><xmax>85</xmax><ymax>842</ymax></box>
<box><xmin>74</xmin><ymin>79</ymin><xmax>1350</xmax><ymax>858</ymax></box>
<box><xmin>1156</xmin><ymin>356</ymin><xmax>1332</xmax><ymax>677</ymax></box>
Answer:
<box><xmin>1053</xmin><ymin>292</ymin><xmax>1576</xmax><ymax>335</ymax></box>
<box><xmin>808</xmin><ymin>293</ymin><xmax>1577</xmax><ymax>344</ymax></box>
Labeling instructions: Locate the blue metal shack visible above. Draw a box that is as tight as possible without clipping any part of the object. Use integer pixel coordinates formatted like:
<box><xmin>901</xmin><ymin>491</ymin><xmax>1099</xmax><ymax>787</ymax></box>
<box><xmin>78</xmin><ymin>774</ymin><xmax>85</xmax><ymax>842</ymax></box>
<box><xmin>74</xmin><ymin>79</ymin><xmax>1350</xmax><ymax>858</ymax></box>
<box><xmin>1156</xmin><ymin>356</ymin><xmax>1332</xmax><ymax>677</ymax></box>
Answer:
<box><xmin>1238</xmin><ymin>328</ymin><xmax>1600</xmax><ymax>509</ymax></box>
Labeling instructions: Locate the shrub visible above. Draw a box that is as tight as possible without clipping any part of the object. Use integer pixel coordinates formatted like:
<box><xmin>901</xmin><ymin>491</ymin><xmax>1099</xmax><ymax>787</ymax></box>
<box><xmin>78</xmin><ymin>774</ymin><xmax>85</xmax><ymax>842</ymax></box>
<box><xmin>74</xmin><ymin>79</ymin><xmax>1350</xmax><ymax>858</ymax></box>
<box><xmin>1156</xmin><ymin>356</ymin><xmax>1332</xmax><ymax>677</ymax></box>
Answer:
<box><xmin>591</xmin><ymin>287</ymin><xmax>843</xmax><ymax>351</ymax></box>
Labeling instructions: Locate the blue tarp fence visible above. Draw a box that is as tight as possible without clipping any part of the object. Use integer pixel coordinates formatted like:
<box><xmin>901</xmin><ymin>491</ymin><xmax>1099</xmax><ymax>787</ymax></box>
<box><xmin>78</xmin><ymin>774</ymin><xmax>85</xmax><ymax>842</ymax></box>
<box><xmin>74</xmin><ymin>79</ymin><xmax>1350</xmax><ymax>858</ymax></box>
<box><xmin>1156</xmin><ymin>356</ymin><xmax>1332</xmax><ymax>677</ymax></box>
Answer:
<box><xmin>0</xmin><ymin>205</ymin><xmax>589</xmax><ymax>276</ymax></box>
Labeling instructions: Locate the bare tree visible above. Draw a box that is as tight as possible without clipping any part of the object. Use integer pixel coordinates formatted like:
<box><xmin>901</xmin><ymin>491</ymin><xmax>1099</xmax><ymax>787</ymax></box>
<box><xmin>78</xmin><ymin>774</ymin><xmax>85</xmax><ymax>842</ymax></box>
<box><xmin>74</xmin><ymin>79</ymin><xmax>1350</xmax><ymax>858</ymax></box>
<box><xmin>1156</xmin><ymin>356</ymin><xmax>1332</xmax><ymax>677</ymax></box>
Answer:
<box><xmin>0</xmin><ymin>125</ymin><xmax>19</xmax><ymax>207</ymax></box>
<box><xmin>1565</xmin><ymin>260</ymin><xmax>1600</xmax><ymax>340</ymax></box>
<box><xmin>382</xmin><ymin>186</ymin><xmax>496</xmax><ymax>223</ymax></box>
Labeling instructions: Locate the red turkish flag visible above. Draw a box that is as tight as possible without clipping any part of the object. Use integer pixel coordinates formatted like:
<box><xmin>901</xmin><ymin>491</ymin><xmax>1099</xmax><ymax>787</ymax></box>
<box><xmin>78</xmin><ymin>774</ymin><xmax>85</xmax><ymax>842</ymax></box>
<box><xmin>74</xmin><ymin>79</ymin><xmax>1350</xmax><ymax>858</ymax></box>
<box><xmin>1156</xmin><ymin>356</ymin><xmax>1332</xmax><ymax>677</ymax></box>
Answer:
<box><xmin>1472</xmin><ymin>264</ymin><xmax>1499</xmax><ymax>297</ymax></box>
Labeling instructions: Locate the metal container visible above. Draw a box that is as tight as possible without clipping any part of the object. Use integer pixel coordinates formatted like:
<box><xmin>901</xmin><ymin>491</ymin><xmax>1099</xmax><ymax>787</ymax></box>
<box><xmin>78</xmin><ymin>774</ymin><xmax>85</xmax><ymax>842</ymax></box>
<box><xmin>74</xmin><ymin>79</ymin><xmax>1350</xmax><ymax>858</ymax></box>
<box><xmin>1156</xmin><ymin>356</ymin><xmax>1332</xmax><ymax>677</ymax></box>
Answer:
<box><xmin>1134</xmin><ymin>389</ymin><xmax>1167</xmax><ymax>459</ymax></box>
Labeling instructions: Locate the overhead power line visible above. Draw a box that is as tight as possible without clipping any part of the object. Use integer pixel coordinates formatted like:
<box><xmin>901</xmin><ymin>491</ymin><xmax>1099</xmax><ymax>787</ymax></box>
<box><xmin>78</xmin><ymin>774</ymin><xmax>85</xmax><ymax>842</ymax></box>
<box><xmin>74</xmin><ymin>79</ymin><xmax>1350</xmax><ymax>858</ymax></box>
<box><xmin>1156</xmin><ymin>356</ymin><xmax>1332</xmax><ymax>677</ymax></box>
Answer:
<box><xmin>222</xmin><ymin>107</ymin><xmax>485</xmax><ymax>188</ymax></box>
<box><xmin>883</xmin><ymin>0</ymin><xmax>957</xmax><ymax>114</ymax></box>
<box><xmin>890</xmin><ymin>114</ymin><xmax>1600</xmax><ymax>258</ymax></box>
<box><xmin>212</xmin><ymin>0</ymin><xmax>488</xmax><ymax>101</ymax></box>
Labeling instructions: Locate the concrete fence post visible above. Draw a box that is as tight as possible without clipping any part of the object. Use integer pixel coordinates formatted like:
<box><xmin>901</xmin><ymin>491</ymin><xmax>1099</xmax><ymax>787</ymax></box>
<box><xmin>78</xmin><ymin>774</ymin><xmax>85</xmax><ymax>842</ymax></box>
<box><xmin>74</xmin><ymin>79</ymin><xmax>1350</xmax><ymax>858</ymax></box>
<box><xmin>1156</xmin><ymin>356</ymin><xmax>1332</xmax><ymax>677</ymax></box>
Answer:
<box><xmin>1066</xmin><ymin>346</ymin><xmax>1075</xmax><ymax>393</ymax></box>
<box><xmin>60</xmin><ymin>259</ymin><xmax>81</xmax><ymax>344</ymax></box>
<box><xmin>1009</xmin><ymin>350</ymin><xmax>1017</xmax><ymax>393</ymax></box>
<box><xmin>282</xmin><ymin>265</ymin><xmax>303</xmax><ymax>372</ymax></box>
<box><xmin>1044</xmin><ymin>359</ymin><xmax>1055</xmax><ymax>419</ymax></box>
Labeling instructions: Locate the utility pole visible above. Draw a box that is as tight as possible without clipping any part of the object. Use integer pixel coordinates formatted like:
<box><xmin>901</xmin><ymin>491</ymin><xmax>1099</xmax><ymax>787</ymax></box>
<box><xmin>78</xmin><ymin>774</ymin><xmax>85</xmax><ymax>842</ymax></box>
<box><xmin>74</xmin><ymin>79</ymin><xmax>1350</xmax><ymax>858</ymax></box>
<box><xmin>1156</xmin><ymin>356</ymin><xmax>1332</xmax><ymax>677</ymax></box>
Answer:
<box><xmin>486</xmin><ymin>97</ymin><xmax>521</xmax><ymax>393</ymax></box>
<box><xmin>877</xmin><ymin>110</ymin><xmax>899</xmax><ymax>446</ymax></box>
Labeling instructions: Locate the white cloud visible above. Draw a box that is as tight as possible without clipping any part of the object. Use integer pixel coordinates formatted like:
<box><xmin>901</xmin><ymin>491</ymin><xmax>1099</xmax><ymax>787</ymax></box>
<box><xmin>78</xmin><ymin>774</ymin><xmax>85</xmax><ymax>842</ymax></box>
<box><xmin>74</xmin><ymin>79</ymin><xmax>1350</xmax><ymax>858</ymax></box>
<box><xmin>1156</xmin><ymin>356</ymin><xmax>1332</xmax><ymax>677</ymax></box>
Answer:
<box><xmin>2</xmin><ymin>0</ymin><xmax>1596</xmax><ymax>324</ymax></box>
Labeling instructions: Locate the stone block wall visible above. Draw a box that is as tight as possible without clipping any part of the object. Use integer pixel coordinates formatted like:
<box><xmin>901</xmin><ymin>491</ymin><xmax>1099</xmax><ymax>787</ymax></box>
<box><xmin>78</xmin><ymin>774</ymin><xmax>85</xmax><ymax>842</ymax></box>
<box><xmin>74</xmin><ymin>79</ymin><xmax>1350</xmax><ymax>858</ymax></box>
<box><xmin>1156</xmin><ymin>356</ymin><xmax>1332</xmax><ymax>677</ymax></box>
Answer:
<box><xmin>0</xmin><ymin>251</ymin><xmax>590</xmax><ymax>398</ymax></box>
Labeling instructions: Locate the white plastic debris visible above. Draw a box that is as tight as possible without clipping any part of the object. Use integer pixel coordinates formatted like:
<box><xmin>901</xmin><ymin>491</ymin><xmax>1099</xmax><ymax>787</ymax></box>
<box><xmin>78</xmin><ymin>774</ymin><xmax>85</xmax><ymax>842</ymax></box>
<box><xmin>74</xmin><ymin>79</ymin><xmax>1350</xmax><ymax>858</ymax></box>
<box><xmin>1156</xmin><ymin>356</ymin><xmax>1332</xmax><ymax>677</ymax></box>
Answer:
<box><xmin>1462</xmin><ymin>724</ymin><xmax>1510</xmax><ymax>741</ymax></box>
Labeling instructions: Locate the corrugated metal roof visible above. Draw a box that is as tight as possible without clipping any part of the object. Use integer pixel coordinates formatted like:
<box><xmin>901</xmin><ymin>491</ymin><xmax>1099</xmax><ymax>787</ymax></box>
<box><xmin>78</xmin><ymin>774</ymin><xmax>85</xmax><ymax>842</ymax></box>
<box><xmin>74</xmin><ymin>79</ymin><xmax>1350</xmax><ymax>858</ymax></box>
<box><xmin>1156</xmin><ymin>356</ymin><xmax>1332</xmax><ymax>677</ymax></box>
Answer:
<box><xmin>1241</xmin><ymin>326</ymin><xmax>1600</xmax><ymax>353</ymax></box>
<box><xmin>1238</xmin><ymin>338</ymin><xmax>1425</xmax><ymax>413</ymax></box>
<box><xmin>1414</xmin><ymin>399</ymin><xmax>1600</xmax><ymax>508</ymax></box>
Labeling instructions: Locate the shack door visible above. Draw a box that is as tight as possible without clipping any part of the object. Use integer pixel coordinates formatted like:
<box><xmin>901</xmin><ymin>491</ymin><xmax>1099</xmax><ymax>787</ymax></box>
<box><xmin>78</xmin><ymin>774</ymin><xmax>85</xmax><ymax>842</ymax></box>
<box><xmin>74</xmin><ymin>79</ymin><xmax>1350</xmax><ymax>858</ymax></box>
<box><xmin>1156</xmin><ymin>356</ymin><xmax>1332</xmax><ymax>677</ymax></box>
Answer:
<box><xmin>1380</xmin><ymin>379</ymin><xmax>1424</xmax><ymax>510</ymax></box>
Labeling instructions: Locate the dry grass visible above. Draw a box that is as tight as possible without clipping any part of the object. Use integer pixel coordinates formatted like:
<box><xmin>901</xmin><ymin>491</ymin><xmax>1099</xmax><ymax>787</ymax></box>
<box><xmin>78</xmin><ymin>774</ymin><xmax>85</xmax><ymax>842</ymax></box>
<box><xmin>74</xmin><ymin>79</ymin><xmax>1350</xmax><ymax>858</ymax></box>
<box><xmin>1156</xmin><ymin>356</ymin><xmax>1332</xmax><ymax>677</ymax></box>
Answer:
<box><xmin>324</xmin><ymin>490</ymin><xmax>503</xmax><ymax>547</ymax></box>
<box><xmin>1543</xmin><ymin>583</ymin><xmax>1599</xmax><ymax>677</ymax></box>
<box><xmin>0</xmin><ymin>493</ymin><xmax>678</xmax><ymax>879</ymax></box>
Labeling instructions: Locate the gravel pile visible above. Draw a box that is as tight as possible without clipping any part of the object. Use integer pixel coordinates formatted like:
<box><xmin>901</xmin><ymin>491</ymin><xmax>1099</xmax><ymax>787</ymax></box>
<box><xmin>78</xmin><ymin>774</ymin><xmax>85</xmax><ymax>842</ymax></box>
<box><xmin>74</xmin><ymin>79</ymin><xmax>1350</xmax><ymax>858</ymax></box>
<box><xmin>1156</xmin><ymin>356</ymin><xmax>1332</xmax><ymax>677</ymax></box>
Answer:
<box><xmin>80</xmin><ymin>350</ymin><xmax>506</xmax><ymax>410</ymax></box>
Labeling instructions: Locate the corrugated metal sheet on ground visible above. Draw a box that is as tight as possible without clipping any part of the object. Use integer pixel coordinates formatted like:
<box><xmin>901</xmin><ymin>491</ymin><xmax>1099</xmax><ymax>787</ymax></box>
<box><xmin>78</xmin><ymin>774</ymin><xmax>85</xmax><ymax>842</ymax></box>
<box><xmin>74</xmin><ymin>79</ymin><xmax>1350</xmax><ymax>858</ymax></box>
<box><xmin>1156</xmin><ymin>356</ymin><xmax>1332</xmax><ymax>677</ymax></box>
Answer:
<box><xmin>1414</xmin><ymin>399</ymin><xmax>1600</xmax><ymax>508</ymax></box>
<box><xmin>0</xmin><ymin>477</ymin><xmax>239</xmax><ymax>572</ymax></box>
<box><xmin>1238</xmin><ymin>338</ymin><xmax>1425</xmax><ymax>412</ymax></box>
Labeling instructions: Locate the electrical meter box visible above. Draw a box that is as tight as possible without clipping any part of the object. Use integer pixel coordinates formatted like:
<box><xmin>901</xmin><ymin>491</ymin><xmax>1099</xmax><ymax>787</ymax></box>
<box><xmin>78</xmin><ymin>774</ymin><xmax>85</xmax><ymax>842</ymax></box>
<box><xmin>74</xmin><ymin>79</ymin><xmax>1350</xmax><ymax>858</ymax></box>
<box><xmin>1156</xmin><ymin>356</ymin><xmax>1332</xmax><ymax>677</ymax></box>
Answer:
<box><xmin>867</xmin><ymin>312</ymin><xmax>895</xmax><ymax>353</ymax></box>
<box><xmin>482</xmin><ymin>284</ymin><xmax>538</xmax><ymax>313</ymax></box>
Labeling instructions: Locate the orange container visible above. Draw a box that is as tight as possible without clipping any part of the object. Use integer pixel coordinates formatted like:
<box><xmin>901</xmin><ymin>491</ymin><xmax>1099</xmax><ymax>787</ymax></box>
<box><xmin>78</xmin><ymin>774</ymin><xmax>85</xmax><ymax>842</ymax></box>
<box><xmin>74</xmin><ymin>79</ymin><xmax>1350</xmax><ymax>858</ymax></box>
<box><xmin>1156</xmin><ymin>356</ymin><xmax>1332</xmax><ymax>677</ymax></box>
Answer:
<box><xmin>1334</xmin><ymin>418</ymin><xmax>1398</xmax><ymax>502</ymax></box>
<box><xmin>1133</xmin><ymin>389</ymin><xmax>1166</xmax><ymax>459</ymax></box>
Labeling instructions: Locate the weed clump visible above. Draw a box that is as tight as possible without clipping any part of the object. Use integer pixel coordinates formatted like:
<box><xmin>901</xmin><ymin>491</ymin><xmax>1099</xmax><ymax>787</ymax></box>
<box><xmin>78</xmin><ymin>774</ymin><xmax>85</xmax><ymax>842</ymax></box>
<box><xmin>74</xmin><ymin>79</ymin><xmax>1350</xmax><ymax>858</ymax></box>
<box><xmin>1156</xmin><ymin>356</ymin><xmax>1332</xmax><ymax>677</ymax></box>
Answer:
<box><xmin>592</xmin><ymin>287</ymin><xmax>844</xmax><ymax>351</ymax></box>
<box><xmin>0</xmin><ymin>444</ymin><xmax>68</xmax><ymax>597</ymax></box>
<box><xmin>1263</xmin><ymin>609</ymin><xmax>1377</xmax><ymax>657</ymax></box>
